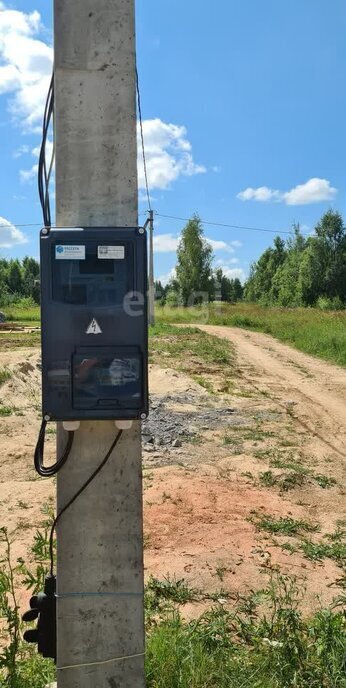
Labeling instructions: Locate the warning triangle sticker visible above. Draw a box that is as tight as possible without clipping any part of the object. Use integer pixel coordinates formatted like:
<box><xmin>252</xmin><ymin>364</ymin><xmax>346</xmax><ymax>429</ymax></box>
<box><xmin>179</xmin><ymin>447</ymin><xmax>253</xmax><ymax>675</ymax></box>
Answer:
<box><xmin>86</xmin><ymin>318</ymin><xmax>102</xmax><ymax>335</ymax></box>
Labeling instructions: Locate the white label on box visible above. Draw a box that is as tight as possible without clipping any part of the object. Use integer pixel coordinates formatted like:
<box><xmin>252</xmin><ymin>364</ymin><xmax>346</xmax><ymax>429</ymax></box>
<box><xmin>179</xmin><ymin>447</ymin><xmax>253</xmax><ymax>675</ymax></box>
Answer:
<box><xmin>98</xmin><ymin>245</ymin><xmax>125</xmax><ymax>259</ymax></box>
<box><xmin>55</xmin><ymin>245</ymin><xmax>85</xmax><ymax>260</ymax></box>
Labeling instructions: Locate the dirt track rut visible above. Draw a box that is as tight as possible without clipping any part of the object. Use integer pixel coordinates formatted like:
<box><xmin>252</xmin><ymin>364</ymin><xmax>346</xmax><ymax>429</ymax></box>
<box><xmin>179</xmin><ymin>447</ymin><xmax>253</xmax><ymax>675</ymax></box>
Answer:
<box><xmin>196</xmin><ymin>325</ymin><xmax>346</xmax><ymax>460</ymax></box>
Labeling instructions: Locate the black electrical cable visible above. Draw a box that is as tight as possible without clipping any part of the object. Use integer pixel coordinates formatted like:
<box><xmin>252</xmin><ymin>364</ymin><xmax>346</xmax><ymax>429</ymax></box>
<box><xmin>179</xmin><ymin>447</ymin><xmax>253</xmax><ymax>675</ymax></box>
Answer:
<box><xmin>136</xmin><ymin>68</ymin><xmax>152</xmax><ymax>212</ymax></box>
<box><xmin>38</xmin><ymin>72</ymin><xmax>54</xmax><ymax>228</ymax></box>
<box><xmin>34</xmin><ymin>420</ymin><xmax>75</xmax><ymax>478</ymax></box>
<box><xmin>48</xmin><ymin>430</ymin><xmax>123</xmax><ymax>576</ymax></box>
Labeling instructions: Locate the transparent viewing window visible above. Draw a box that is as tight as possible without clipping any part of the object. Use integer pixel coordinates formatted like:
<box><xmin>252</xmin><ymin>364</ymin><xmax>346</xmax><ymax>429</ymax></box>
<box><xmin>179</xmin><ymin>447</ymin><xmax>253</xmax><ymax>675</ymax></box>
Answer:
<box><xmin>73</xmin><ymin>351</ymin><xmax>142</xmax><ymax>409</ymax></box>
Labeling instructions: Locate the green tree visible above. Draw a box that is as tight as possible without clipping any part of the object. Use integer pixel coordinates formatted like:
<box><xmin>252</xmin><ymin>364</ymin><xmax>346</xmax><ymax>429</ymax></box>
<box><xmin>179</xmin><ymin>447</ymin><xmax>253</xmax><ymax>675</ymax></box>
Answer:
<box><xmin>245</xmin><ymin>236</ymin><xmax>286</xmax><ymax>304</ymax></box>
<box><xmin>271</xmin><ymin>227</ymin><xmax>306</xmax><ymax>306</ymax></box>
<box><xmin>296</xmin><ymin>241</ymin><xmax>323</xmax><ymax>306</ymax></box>
<box><xmin>176</xmin><ymin>215</ymin><xmax>213</xmax><ymax>306</ymax></box>
<box><xmin>314</xmin><ymin>210</ymin><xmax>346</xmax><ymax>301</ymax></box>
<box><xmin>6</xmin><ymin>260</ymin><xmax>23</xmax><ymax>296</ymax></box>
<box><xmin>214</xmin><ymin>268</ymin><xmax>233</xmax><ymax>302</ymax></box>
<box><xmin>232</xmin><ymin>277</ymin><xmax>244</xmax><ymax>302</ymax></box>
<box><xmin>22</xmin><ymin>257</ymin><xmax>40</xmax><ymax>303</ymax></box>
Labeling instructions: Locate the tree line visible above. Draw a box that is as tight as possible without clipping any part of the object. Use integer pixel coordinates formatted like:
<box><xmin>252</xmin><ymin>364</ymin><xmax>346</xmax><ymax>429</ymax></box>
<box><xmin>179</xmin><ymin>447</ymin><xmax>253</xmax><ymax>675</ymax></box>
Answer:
<box><xmin>1</xmin><ymin>209</ymin><xmax>344</xmax><ymax>310</ymax></box>
<box><xmin>245</xmin><ymin>210</ymin><xmax>346</xmax><ymax>309</ymax></box>
<box><xmin>156</xmin><ymin>210</ymin><xmax>345</xmax><ymax>310</ymax></box>
<box><xmin>0</xmin><ymin>257</ymin><xmax>40</xmax><ymax>305</ymax></box>
<box><xmin>155</xmin><ymin>215</ymin><xmax>244</xmax><ymax>306</ymax></box>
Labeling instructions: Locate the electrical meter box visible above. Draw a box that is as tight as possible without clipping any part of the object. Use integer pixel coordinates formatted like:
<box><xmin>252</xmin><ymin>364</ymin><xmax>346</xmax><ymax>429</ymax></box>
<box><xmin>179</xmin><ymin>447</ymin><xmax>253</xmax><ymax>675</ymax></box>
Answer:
<box><xmin>40</xmin><ymin>227</ymin><xmax>148</xmax><ymax>421</ymax></box>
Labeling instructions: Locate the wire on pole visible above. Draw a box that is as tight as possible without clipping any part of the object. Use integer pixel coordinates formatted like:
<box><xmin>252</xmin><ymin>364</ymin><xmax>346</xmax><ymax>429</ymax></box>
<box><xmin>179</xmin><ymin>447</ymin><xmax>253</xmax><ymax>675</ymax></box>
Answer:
<box><xmin>136</xmin><ymin>68</ymin><xmax>152</xmax><ymax>213</ymax></box>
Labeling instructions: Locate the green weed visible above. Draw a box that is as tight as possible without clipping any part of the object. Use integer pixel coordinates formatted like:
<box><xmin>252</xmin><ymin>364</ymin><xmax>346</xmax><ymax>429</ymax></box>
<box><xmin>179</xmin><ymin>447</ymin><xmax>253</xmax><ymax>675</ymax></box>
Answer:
<box><xmin>146</xmin><ymin>572</ymin><xmax>346</xmax><ymax>687</ymax></box>
<box><xmin>314</xmin><ymin>474</ymin><xmax>338</xmax><ymax>489</ymax></box>
<box><xmin>301</xmin><ymin>528</ymin><xmax>346</xmax><ymax>566</ymax></box>
<box><xmin>193</xmin><ymin>375</ymin><xmax>214</xmax><ymax>393</ymax></box>
<box><xmin>1</xmin><ymin>526</ymin><xmax>346</xmax><ymax>688</ymax></box>
<box><xmin>0</xmin><ymin>369</ymin><xmax>11</xmax><ymax>386</ymax></box>
<box><xmin>146</xmin><ymin>575</ymin><xmax>200</xmax><ymax>606</ymax></box>
<box><xmin>0</xmin><ymin>406</ymin><xmax>14</xmax><ymax>417</ymax></box>
<box><xmin>252</xmin><ymin>514</ymin><xmax>320</xmax><ymax>537</ymax></box>
<box><xmin>259</xmin><ymin>470</ymin><xmax>278</xmax><ymax>487</ymax></box>
<box><xmin>0</xmin><ymin>527</ymin><xmax>54</xmax><ymax>687</ymax></box>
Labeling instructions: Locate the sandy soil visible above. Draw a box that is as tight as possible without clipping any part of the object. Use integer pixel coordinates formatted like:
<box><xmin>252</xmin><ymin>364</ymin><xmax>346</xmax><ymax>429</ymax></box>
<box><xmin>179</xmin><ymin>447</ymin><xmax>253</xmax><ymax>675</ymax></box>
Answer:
<box><xmin>198</xmin><ymin>325</ymin><xmax>346</xmax><ymax>459</ymax></box>
<box><xmin>0</xmin><ymin>330</ymin><xmax>345</xmax><ymax>615</ymax></box>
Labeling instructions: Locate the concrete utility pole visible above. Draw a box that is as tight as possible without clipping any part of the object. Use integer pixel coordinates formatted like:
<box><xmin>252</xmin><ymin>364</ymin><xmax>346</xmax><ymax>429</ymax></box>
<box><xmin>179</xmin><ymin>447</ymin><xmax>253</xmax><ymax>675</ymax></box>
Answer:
<box><xmin>54</xmin><ymin>1</ymin><xmax>145</xmax><ymax>686</ymax></box>
<box><xmin>148</xmin><ymin>210</ymin><xmax>155</xmax><ymax>326</ymax></box>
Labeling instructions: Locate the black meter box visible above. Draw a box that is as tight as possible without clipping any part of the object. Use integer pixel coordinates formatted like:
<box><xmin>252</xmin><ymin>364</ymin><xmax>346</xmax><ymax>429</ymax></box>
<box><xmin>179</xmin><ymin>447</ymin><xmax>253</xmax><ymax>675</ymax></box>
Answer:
<box><xmin>40</xmin><ymin>227</ymin><xmax>148</xmax><ymax>421</ymax></box>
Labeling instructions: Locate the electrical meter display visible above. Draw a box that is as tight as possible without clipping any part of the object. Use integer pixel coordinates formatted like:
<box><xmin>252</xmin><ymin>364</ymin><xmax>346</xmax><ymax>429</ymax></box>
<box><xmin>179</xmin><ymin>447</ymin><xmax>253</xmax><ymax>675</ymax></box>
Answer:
<box><xmin>40</xmin><ymin>227</ymin><xmax>148</xmax><ymax>420</ymax></box>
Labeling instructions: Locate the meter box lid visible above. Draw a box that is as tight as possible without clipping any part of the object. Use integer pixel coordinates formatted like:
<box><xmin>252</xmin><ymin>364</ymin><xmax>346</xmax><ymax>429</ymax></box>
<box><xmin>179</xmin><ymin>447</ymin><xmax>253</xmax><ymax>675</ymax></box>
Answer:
<box><xmin>40</xmin><ymin>226</ymin><xmax>148</xmax><ymax>421</ymax></box>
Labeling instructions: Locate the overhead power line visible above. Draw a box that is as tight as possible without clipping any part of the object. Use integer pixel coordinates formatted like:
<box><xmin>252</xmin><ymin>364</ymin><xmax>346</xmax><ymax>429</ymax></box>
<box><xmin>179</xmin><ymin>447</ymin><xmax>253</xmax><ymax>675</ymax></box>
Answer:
<box><xmin>0</xmin><ymin>213</ymin><xmax>308</xmax><ymax>236</ymax></box>
<box><xmin>0</xmin><ymin>223</ymin><xmax>42</xmax><ymax>229</ymax></box>
<box><xmin>154</xmin><ymin>212</ymin><xmax>308</xmax><ymax>237</ymax></box>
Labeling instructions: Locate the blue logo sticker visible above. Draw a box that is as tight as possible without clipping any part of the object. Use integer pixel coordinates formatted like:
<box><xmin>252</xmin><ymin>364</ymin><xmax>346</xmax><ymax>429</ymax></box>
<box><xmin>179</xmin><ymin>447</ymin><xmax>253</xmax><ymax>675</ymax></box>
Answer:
<box><xmin>56</xmin><ymin>245</ymin><xmax>64</xmax><ymax>254</ymax></box>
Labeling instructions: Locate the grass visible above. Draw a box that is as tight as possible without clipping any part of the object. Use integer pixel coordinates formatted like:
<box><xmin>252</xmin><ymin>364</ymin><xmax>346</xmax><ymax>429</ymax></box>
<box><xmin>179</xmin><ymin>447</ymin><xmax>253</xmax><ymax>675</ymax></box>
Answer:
<box><xmin>223</xmin><ymin>432</ymin><xmax>241</xmax><ymax>446</ymax></box>
<box><xmin>149</xmin><ymin>323</ymin><xmax>235</xmax><ymax>390</ymax></box>
<box><xmin>301</xmin><ymin>528</ymin><xmax>346</xmax><ymax>566</ymax></box>
<box><xmin>146</xmin><ymin>575</ymin><xmax>200</xmax><ymax>608</ymax></box>
<box><xmin>2</xmin><ymin>301</ymin><xmax>345</xmax><ymax>367</ymax></box>
<box><xmin>251</xmin><ymin>513</ymin><xmax>320</xmax><ymax>537</ymax></box>
<box><xmin>1</xmin><ymin>523</ymin><xmax>346</xmax><ymax>688</ymax></box>
<box><xmin>0</xmin><ymin>368</ymin><xmax>11</xmax><ymax>386</ymax></box>
<box><xmin>150</xmin><ymin>323</ymin><xmax>233</xmax><ymax>366</ymax></box>
<box><xmin>192</xmin><ymin>375</ymin><xmax>214</xmax><ymax>393</ymax></box>
<box><xmin>251</xmin><ymin>516</ymin><xmax>345</xmax><ymax>570</ymax></box>
<box><xmin>145</xmin><ymin>572</ymin><xmax>346</xmax><ymax>688</ymax></box>
<box><xmin>0</xmin><ymin>405</ymin><xmax>15</xmax><ymax>417</ymax></box>
<box><xmin>314</xmin><ymin>474</ymin><xmax>338</xmax><ymax>489</ymax></box>
<box><xmin>2</xmin><ymin>305</ymin><xmax>40</xmax><ymax>322</ymax></box>
<box><xmin>156</xmin><ymin>303</ymin><xmax>346</xmax><ymax>367</ymax></box>
<box><xmin>0</xmin><ymin>332</ymin><xmax>41</xmax><ymax>350</ymax></box>
<box><xmin>259</xmin><ymin>469</ymin><xmax>307</xmax><ymax>491</ymax></box>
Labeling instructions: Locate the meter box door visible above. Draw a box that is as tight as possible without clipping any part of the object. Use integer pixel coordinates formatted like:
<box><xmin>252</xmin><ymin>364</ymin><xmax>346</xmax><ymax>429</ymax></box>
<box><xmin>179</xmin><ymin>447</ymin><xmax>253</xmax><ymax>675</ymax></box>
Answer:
<box><xmin>40</xmin><ymin>227</ymin><xmax>148</xmax><ymax>421</ymax></box>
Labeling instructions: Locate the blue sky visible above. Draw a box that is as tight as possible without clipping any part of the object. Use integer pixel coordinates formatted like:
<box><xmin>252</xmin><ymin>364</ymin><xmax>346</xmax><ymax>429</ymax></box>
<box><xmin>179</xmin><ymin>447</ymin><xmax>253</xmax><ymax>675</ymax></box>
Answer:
<box><xmin>0</xmin><ymin>0</ymin><xmax>345</xmax><ymax>284</ymax></box>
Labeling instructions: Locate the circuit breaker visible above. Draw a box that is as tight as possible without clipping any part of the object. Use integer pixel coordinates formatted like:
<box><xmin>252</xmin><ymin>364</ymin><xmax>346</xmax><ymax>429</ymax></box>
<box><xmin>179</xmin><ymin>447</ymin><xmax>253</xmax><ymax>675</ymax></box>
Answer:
<box><xmin>40</xmin><ymin>227</ymin><xmax>148</xmax><ymax>421</ymax></box>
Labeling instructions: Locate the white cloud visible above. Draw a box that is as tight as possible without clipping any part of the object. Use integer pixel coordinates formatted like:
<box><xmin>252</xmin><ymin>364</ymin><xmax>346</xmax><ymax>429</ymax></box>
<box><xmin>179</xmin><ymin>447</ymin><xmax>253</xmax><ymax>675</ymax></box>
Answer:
<box><xmin>13</xmin><ymin>144</ymin><xmax>30</xmax><ymax>158</ymax></box>
<box><xmin>20</xmin><ymin>138</ymin><xmax>54</xmax><ymax>182</ymax></box>
<box><xmin>154</xmin><ymin>233</ymin><xmax>179</xmax><ymax>253</ymax></box>
<box><xmin>283</xmin><ymin>178</ymin><xmax>337</xmax><ymax>205</ymax></box>
<box><xmin>20</xmin><ymin>163</ymin><xmax>38</xmax><ymax>182</ymax></box>
<box><xmin>230</xmin><ymin>240</ymin><xmax>243</xmax><ymax>248</ymax></box>
<box><xmin>237</xmin><ymin>178</ymin><xmax>337</xmax><ymax>206</ymax></box>
<box><xmin>0</xmin><ymin>216</ymin><xmax>28</xmax><ymax>247</ymax></box>
<box><xmin>208</xmin><ymin>238</ymin><xmax>235</xmax><ymax>253</ymax></box>
<box><xmin>153</xmin><ymin>233</ymin><xmax>237</xmax><ymax>255</ymax></box>
<box><xmin>137</xmin><ymin>118</ymin><xmax>206</xmax><ymax>191</ymax></box>
<box><xmin>0</xmin><ymin>4</ymin><xmax>53</xmax><ymax>130</ymax></box>
<box><xmin>237</xmin><ymin>186</ymin><xmax>280</xmax><ymax>202</ymax></box>
<box><xmin>0</xmin><ymin>5</ymin><xmax>203</xmax><ymax>193</ymax></box>
<box><xmin>215</xmin><ymin>257</ymin><xmax>239</xmax><ymax>266</ymax></box>
<box><xmin>217</xmin><ymin>266</ymin><xmax>246</xmax><ymax>282</ymax></box>
<box><xmin>157</xmin><ymin>267</ymin><xmax>176</xmax><ymax>286</ymax></box>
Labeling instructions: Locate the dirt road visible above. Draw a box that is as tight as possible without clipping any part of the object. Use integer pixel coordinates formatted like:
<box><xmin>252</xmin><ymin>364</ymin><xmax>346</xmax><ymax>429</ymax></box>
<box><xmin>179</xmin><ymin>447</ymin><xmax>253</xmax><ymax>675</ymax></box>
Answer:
<box><xmin>0</xmin><ymin>327</ymin><xmax>345</xmax><ymax>616</ymax></box>
<box><xmin>197</xmin><ymin>325</ymin><xmax>346</xmax><ymax>461</ymax></box>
